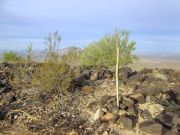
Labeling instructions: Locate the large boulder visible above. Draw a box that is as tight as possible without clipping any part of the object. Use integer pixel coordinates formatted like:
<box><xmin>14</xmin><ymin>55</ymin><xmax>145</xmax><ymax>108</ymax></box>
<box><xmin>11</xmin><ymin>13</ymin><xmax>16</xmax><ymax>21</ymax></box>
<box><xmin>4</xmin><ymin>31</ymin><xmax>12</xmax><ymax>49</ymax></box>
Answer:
<box><xmin>128</xmin><ymin>73</ymin><xmax>145</xmax><ymax>82</ymax></box>
<box><xmin>153</xmin><ymin>73</ymin><xmax>169</xmax><ymax>81</ymax></box>
<box><xmin>156</xmin><ymin>112</ymin><xmax>173</xmax><ymax>128</ymax></box>
<box><xmin>171</xmin><ymin>85</ymin><xmax>180</xmax><ymax>104</ymax></box>
<box><xmin>138</xmin><ymin>102</ymin><xmax>164</xmax><ymax>118</ymax></box>
<box><xmin>139</xmin><ymin>120</ymin><xmax>164</xmax><ymax>135</ymax></box>
<box><xmin>138</xmin><ymin>85</ymin><xmax>162</xmax><ymax>96</ymax></box>
<box><xmin>82</xmin><ymin>69</ymin><xmax>91</xmax><ymax>79</ymax></box>
<box><xmin>119</xmin><ymin>67</ymin><xmax>132</xmax><ymax>79</ymax></box>
<box><xmin>104</xmin><ymin>70</ymin><xmax>113</xmax><ymax>79</ymax></box>
<box><xmin>122</xmin><ymin>97</ymin><xmax>135</xmax><ymax>107</ymax></box>
<box><xmin>117</xmin><ymin>115</ymin><xmax>136</xmax><ymax>130</ymax></box>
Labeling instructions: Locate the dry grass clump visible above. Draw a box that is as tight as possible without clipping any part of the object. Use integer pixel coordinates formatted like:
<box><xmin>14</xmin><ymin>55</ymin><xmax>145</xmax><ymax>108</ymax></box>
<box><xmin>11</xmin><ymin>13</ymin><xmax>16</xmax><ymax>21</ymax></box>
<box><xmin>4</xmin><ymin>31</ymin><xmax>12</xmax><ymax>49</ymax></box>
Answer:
<box><xmin>32</xmin><ymin>61</ymin><xmax>73</xmax><ymax>93</ymax></box>
<box><xmin>32</xmin><ymin>31</ymin><xmax>74</xmax><ymax>93</ymax></box>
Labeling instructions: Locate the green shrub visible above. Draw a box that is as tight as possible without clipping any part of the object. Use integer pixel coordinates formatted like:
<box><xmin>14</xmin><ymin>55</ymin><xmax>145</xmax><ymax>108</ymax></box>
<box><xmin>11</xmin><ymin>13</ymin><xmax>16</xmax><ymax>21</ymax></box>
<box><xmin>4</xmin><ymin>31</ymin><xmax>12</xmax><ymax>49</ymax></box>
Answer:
<box><xmin>79</xmin><ymin>30</ymin><xmax>137</xmax><ymax>67</ymax></box>
<box><xmin>3</xmin><ymin>51</ymin><xmax>23</xmax><ymax>62</ymax></box>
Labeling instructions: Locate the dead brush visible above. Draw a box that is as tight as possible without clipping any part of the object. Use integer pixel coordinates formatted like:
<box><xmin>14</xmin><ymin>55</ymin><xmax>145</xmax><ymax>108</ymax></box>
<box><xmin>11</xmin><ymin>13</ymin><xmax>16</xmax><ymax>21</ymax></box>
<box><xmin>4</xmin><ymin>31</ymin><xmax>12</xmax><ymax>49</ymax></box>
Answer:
<box><xmin>0</xmin><ymin>124</ymin><xmax>42</xmax><ymax>135</ymax></box>
<box><xmin>32</xmin><ymin>61</ymin><xmax>74</xmax><ymax>94</ymax></box>
<box><xmin>32</xmin><ymin>31</ymin><xmax>75</xmax><ymax>94</ymax></box>
<box><xmin>5</xmin><ymin>109</ymin><xmax>38</xmax><ymax>122</ymax></box>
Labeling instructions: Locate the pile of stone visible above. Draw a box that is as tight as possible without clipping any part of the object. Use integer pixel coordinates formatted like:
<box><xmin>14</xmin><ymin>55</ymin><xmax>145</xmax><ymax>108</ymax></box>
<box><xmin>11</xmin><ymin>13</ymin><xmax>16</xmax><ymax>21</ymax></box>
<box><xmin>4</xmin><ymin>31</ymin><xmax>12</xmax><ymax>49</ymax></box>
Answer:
<box><xmin>86</xmin><ymin>67</ymin><xmax>180</xmax><ymax>135</ymax></box>
<box><xmin>0</xmin><ymin>69</ymin><xmax>11</xmax><ymax>95</ymax></box>
<box><xmin>73</xmin><ymin>68</ymin><xmax>113</xmax><ymax>93</ymax></box>
<box><xmin>0</xmin><ymin>63</ymin><xmax>179</xmax><ymax>135</ymax></box>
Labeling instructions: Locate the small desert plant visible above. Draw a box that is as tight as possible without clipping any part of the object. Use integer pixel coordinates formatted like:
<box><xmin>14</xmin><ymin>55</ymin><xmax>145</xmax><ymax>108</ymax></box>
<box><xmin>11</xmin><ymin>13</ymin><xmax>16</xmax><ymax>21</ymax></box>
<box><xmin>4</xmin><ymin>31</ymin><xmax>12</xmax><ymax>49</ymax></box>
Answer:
<box><xmin>3</xmin><ymin>51</ymin><xmax>23</xmax><ymax>62</ymax></box>
<box><xmin>26</xmin><ymin>43</ymin><xmax>33</xmax><ymax>63</ymax></box>
<box><xmin>32</xmin><ymin>31</ymin><xmax>73</xmax><ymax>93</ymax></box>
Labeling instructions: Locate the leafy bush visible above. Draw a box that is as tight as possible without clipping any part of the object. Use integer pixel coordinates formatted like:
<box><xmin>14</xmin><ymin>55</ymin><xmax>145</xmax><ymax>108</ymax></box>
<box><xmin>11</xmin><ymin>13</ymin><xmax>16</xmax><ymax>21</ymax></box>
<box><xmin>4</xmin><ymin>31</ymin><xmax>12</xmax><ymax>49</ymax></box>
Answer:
<box><xmin>3</xmin><ymin>51</ymin><xmax>23</xmax><ymax>62</ymax></box>
<box><xmin>32</xmin><ymin>31</ymin><xmax>73</xmax><ymax>93</ymax></box>
<box><xmin>79</xmin><ymin>31</ymin><xmax>137</xmax><ymax>67</ymax></box>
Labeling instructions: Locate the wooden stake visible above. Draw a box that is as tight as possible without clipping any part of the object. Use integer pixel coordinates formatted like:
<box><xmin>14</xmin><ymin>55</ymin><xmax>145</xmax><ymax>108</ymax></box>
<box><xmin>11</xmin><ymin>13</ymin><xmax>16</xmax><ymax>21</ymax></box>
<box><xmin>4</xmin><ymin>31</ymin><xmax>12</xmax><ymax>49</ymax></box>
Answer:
<box><xmin>115</xmin><ymin>30</ymin><xmax>119</xmax><ymax>107</ymax></box>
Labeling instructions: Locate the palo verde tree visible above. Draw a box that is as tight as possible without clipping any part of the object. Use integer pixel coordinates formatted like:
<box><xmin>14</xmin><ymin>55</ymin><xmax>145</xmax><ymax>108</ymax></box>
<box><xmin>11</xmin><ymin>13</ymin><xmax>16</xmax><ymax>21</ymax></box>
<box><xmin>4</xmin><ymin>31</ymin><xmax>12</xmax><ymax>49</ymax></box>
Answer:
<box><xmin>79</xmin><ymin>30</ymin><xmax>137</xmax><ymax>67</ymax></box>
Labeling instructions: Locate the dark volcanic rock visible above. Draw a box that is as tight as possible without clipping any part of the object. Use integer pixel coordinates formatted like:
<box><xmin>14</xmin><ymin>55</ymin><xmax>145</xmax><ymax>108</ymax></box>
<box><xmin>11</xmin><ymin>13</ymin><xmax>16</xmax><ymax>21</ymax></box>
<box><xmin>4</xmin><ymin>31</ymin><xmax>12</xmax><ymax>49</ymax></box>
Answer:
<box><xmin>0</xmin><ymin>102</ymin><xmax>21</xmax><ymax>120</ymax></box>
<box><xmin>0</xmin><ymin>72</ymin><xmax>11</xmax><ymax>94</ymax></box>
<box><xmin>119</xmin><ymin>103</ymin><xmax>127</xmax><ymax>110</ymax></box>
<box><xmin>128</xmin><ymin>73</ymin><xmax>145</xmax><ymax>82</ymax></box>
<box><xmin>101</xmin><ymin>95</ymin><xmax>115</xmax><ymax>105</ymax></box>
<box><xmin>151</xmin><ymin>80</ymin><xmax>168</xmax><ymax>91</ymax></box>
<box><xmin>122</xmin><ymin>97</ymin><xmax>135</xmax><ymax>107</ymax></box>
<box><xmin>121</xmin><ymin>115</ymin><xmax>136</xmax><ymax>129</ymax></box>
<box><xmin>156</xmin><ymin>112</ymin><xmax>173</xmax><ymax>128</ymax></box>
<box><xmin>127</xmin><ymin>106</ymin><xmax>137</xmax><ymax>117</ymax></box>
<box><xmin>0</xmin><ymin>87</ymin><xmax>7</xmax><ymax>94</ymax></box>
<box><xmin>82</xmin><ymin>69</ymin><xmax>91</xmax><ymax>79</ymax></box>
<box><xmin>139</xmin><ymin>109</ymin><xmax>152</xmax><ymax>120</ymax></box>
<box><xmin>171</xmin><ymin>85</ymin><xmax>180</xmax><ymax>104</ymax></box>
<box><xmin>139</xmin><ymin>120</ymin><xmax>165</xmax><ymax>135</ymax></box>
<box><xmin>104</xmin><ymin>70</ymin><xmax>113</xmax><ymax>79</ymax></box>
<box><xmin>110</xmin><ymin>105</ymin><xmax>119</xmax><ymax>115</ymax></box>
<box><xmin>2</xmin><ymin>92</ymin><xmax>16</xmax><ymax>104</ymax></box>
<box><xmin>140</xmin><ymin>68</ymin><xmax>153</xmax><ymax>74</ymax></box>
<box><xmin>129</xmin><ymin>93</ymin><xmax>145</xmax><ymax>104</ymax></box>
<box><xmin>119</xmin><ymin>67</ymin><xmax>132</xmax><ymax>79</ymax></box>
<box><xmin>139</xmin><ymin>85</ymin><xmax>162</xmax><ymax>96</ymax></box>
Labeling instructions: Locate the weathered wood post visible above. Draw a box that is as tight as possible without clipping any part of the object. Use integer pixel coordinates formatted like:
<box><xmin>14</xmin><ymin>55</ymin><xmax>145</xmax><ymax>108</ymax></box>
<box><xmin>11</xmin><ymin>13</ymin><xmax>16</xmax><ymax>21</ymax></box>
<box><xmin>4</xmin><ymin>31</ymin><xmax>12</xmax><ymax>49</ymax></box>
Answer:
<box><xmin>115</xmin><ymin>30</ymin><xmax>119</xmax><ymax>107</ymax></box>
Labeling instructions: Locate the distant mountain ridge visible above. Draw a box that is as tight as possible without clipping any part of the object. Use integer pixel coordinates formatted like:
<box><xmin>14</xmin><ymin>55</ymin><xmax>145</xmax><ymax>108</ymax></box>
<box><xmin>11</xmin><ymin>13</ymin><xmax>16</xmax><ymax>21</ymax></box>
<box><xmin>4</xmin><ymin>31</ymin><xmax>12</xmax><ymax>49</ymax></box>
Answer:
<box><xmin>0</xmin><ymin>47</ymin><xmax>82</xmax><ymax>61</ymax></box>
<box><xmin>0</xmin><ymin>47</ymin><xmax>179</xmax><ymax>61</ymax></box>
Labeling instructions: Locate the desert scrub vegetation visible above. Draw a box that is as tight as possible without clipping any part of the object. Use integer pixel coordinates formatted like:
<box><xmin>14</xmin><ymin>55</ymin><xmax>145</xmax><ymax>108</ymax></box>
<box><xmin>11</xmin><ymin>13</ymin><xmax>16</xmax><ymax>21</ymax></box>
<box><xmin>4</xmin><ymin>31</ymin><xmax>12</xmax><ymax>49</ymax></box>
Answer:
<box><xmin>2</xmin><ymin>51</ymin><xmax>24</xmax><ymax>62</ymax></box>
<box><xmin>26</xmin><ymin>43</ymin><xmax>33</xmax><ymax>64</ymax></box>
<box><xmin>32</xmin><ymin>31</ymin><xmax>74</xmax><ymax>93</ymax></box>
<box><xmin>79</xmin><ymin>30</ymin><xmax>137</xmax><ymax>67</ymax></box>
<box><xmin>61</xmin><ymin>47</ymin><xmax>81</xmax><ymax>67</ymax></box>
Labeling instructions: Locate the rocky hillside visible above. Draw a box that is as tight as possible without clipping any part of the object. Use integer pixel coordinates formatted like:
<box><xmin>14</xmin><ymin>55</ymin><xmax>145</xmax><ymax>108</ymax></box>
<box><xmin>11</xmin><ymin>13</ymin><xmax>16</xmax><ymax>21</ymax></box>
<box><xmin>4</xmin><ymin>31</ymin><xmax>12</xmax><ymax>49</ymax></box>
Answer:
<box><xmin>0</xmin><ymin>63</ymin><xmax>179</xmax><ymax>135</ymax></box>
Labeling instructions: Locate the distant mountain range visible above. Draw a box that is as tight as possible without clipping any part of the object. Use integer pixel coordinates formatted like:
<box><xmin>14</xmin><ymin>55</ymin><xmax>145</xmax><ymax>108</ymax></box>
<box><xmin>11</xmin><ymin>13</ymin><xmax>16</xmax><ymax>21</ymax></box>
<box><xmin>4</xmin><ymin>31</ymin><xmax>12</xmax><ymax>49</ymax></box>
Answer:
<box><xmin>0</xmin><ymin>47</ymin><xmax>82</xmax><ymax>61</ymax></box>
<box><xmin>0</xmin><ymin>47</ymin><xmax>180</xmax><ymax>61</ymax></box>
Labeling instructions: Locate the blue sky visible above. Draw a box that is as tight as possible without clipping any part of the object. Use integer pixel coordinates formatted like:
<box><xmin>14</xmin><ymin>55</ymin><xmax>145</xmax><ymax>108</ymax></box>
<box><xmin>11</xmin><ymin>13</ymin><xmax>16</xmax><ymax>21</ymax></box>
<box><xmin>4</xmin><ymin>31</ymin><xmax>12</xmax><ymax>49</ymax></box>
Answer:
<box><xmin>0</xmin><ymin>0</ymin><xmax>180</xmax><ymax>54</ymax></box>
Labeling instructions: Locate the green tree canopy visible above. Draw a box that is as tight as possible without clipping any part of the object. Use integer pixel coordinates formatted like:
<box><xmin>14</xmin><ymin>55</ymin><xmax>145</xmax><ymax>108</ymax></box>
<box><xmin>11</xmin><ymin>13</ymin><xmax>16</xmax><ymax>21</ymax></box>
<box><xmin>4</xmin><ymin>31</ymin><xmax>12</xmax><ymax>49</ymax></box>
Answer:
<box><xmin>79</xmin><ymin>31</ymin><xmax>137</xmax><ymax>67</ymax></box>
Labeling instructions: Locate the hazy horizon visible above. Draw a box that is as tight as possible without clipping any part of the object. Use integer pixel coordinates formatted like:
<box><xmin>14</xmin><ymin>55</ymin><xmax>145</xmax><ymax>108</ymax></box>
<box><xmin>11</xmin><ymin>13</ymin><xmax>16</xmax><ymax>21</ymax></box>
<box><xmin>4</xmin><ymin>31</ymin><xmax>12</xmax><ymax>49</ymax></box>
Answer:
<box><xmin>0</xmin><ymin>0</ymin><xmax>180</xmax><ymax>55</ymax></box>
